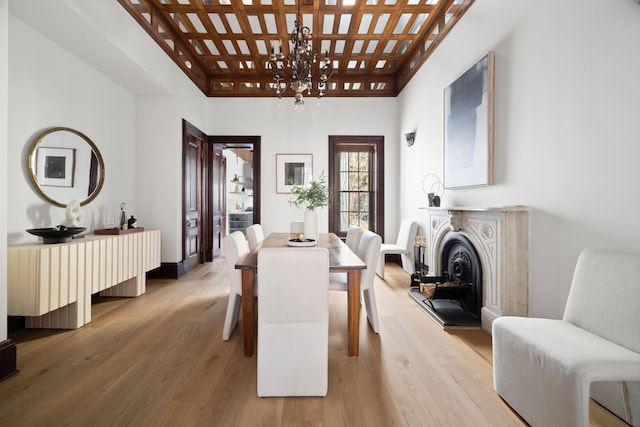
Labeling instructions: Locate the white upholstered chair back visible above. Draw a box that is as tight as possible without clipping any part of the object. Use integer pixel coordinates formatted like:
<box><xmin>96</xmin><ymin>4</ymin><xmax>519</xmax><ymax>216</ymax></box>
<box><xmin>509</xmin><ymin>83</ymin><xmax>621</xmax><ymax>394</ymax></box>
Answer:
<box><xmin>356</xmin><ymin>231</ymin><xmax>382</xmax><ymax>292</ymax></box>
<box><xmin>257</xmin><ymin>247</ymin><xmax>330</xmax><ymax>396</ymax></box>
<box><xmin>222</xmin><ymin>231</ymin><xmax>250</xmax><ymax>340</ymax></box>
<box><xmin>345</xmin><ymin>225</ymin><xmax>364</xmax><ymax>252</ymax></box>
<box><xmin>329</xmin><ymin>230</ymin><xmax>382</xmax><ymax>332</ymax></box>
<box><xmin>396</xmin><ymin>219</ymin><xmax>418</xmax><ymax>252</ymax></box>
<box><xmin>246</xmin><ymin>224</ymin><xmax>265</xmax><ymax>251</ymax></box>
<box><xmin>376</xmin><ymin>220</ymin><xmax>418</xmax><ymax>279</ymax></box>
<box><xmin>563</xmin><ymin>249</ymin><xmax>640</xmax><ymax>353</ymax></box>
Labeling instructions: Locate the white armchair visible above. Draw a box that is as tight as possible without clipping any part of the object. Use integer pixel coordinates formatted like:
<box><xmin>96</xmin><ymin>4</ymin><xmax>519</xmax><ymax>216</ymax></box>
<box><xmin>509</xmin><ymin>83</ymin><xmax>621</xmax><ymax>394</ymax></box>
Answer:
<box><xmin>222</xmin><ymin>231</ymin><xmax>251</xmax><ymax>341</ymax></box>
<box><xmin>376</xmin><ymin>220</ymin><xmax>418</xmax><ymax>279</ymax></box>
<box><xmin>257</xmin><ymin>247</ymin><xmax>330</xmax><ymax>397</ymax></box>
<box><xmin>492</xmin><ymin>249</ymin><xmax>640</xmax><ymax>426</ymax></box>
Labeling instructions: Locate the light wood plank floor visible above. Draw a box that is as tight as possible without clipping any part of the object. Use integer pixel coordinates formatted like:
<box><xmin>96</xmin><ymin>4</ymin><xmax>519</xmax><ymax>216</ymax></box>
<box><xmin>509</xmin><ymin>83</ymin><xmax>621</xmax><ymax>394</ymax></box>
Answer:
<box><xmin>0</xmin><ymin>259</ymin><xmax>628</xmax><ymax>426</ymax></box>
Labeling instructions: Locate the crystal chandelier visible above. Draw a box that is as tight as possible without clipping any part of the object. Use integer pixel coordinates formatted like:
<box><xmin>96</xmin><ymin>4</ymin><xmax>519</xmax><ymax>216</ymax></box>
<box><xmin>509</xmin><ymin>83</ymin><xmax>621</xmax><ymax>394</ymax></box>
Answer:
<box><xmin>267</xmin><ymin>2</ymin><xmax>333</xmax><ymax>111</ymax></box>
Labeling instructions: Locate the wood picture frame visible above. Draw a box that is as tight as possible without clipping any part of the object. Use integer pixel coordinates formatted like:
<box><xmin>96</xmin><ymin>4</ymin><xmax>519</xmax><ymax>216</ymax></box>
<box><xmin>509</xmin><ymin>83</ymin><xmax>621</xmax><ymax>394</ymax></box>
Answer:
<box><xmin>443</xmin><ymin>51</ymin><xmax>494</xmax><ymax>189</ymax></box>
<box><xmin>276</xmin><ymin>153</ymin><xmax>313</xmax><ymax>194</ymax></box>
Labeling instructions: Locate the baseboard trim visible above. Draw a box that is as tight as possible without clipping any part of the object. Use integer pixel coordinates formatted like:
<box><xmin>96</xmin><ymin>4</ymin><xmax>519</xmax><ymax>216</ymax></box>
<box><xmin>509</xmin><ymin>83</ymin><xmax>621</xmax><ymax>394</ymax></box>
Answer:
<box><xmin>148</xmin><ymin>262</ymin><xmax>185</xmax><ymax>280</ymax></box>
<box><xmin>0</xmin><ymin>340</ymin><xmax>18</xmax><ymax>382</ymax></box>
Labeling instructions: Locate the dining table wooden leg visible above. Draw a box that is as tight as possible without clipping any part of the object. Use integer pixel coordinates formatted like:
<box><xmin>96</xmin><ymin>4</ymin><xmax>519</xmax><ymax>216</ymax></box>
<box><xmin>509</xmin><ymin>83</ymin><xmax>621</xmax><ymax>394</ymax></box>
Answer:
<box><xmin>347</xmin><ymin>269</ymin><xmax>361</xmax><ymax>357</ymax></box>
<box><xmin>241</xmin><ymin>268</ymin><xmax>255</xmax><ymax>357</ymax></box>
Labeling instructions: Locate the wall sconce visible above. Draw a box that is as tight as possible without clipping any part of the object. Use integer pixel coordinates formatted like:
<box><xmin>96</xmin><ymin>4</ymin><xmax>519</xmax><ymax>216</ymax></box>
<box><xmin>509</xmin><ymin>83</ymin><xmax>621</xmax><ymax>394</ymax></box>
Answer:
<box><xmin>405</xmin><ymin>131</ymin><xmax>416</xmax><ymax>146</ymax></box>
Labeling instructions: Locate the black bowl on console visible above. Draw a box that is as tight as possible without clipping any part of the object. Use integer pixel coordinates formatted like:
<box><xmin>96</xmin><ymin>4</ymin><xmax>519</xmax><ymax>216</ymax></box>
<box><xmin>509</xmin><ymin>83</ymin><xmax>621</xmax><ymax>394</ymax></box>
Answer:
<box><xmin>26</xmin><ymin>226</ymin><xmax>86</xmax><ymax>244</ymax></box>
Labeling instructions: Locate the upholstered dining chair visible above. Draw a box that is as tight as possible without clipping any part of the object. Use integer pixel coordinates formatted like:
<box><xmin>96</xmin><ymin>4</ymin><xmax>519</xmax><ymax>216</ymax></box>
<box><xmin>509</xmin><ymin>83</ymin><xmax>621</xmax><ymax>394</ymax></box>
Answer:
<box><xmin>222</xmin><ymin>231</ymin><xmax>251</xmax><ymax>341</ymax></box>
<box><xmin>330</xmin><ymin>230</ymin><xmax>382</xmax><ymax>333</ymax></box>
<box><xmin>345</xmin><ymin>225</ymin><xmax>364</xmax><ymax>252</ymax></box>
<box><xmin>257</xmin><ymin>247</ymin><xmax>330</xmax><ymax>397</ymax></box>
<box><xmin>376</xmin><ymin>220</ymin><xmax>418</xmax><ymax>279</ymax></box>
<box><xmin>246</xmin><ymin>223</ymin><xmax>264</xmax><ymax>251</ymax></box>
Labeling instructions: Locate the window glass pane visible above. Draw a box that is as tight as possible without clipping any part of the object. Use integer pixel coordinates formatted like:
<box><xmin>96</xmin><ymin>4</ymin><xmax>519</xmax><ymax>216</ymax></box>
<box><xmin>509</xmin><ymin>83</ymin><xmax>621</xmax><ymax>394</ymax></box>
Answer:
<box><xmin>359</xmin><ymin>173</ymin><xmax>369</xmax><ymax>191</ymax></box>
<box><xmin>340</xmin><ymin>211</ymin><xmax>349</xmax><ymax>230</ymax></box>
<box><xmin>340</xmin><ymin>171</ymin><xmax>349</xmax><ymax>191</ymax></box>
<box><xmin>340</xmin><ymin>192</ymin><xmax>350</xmax><ymax>211</ymax></box>
<box><xmin>340</xmin><ymin>152</ymin><xmax>349</xmax><ymax>171</ymax></box>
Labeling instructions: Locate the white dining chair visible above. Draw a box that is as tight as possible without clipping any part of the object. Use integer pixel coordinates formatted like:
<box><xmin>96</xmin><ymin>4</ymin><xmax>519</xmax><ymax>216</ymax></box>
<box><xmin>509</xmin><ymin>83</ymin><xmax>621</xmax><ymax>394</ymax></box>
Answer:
<box><xmin>330</xmin><ymin>230</ymin><xmax>382</xmax><ymax>333</ymax></box>
<box><xmin>345</xmin><ymin>225</ymin><xmax>364</xmax><ymax>252</ymax></box>
<box><xmin>222</xmin><ymin>231</ymin><xmax>251</xmax><ymax>341</ymax></box>
<box><xmin>257</xmin><ymin>247</ymin><xmax>330</xmax><ymax>397</ymax></box>
<box><xmin>246</xmin><ymin>223</ymin><xmax>264</xmax><ymax>251</ymax></box>
<box><xmin>376</xmin><ymin>220</ymin><xmax>418</xmax><ymax>279</ymax></box>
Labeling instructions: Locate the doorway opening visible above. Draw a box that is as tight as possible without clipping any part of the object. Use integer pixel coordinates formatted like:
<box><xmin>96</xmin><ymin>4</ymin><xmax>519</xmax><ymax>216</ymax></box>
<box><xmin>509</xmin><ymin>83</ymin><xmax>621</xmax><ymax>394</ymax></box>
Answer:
<box><xmin>210</xmin><ymin>136</ymin><xmax>261</xmax><ymax>250</ymax></box>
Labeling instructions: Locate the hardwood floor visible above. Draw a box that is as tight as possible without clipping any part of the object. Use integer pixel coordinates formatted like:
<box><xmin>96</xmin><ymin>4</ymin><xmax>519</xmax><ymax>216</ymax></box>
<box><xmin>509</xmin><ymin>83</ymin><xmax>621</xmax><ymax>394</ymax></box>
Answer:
<box><xmin>0</xmin><ymin>259</ymin><xmax>628</xmax><ymax>426</ymax></box>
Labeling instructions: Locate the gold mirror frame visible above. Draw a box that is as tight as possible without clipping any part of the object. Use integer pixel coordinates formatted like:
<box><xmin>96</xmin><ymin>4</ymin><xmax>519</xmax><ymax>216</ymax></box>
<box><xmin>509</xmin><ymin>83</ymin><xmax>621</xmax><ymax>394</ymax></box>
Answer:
<box><xmin>28</xmin><ymin>127</ymin><xmax>105</xmax><ymax>207</ymax></box>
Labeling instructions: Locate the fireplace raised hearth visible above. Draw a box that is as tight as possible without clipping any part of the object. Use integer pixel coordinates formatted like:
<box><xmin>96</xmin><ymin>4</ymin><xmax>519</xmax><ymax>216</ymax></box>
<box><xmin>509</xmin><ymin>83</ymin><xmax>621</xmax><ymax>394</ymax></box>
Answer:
<box><xmin>414</xmin><ymin>206</ymin><xmax>530</xmax><ymax>334</ymax></box>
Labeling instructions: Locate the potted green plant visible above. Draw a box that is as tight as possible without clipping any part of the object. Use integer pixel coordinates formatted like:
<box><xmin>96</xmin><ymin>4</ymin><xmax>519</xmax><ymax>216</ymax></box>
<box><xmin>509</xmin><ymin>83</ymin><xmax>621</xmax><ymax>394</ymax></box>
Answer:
<box><xmin>289</xmin><ymin>172</ymin><xmax>329</xmax><ymax>240</ymax></box>
<box><xmin>289</xmin><ymin>172</ymin><xmax>329</xmax><ymax>211</ymax></box>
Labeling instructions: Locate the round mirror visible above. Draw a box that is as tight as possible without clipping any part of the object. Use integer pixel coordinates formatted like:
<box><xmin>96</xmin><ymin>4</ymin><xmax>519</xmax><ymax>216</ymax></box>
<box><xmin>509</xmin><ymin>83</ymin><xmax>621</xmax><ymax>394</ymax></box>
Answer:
<box><xmin>28</xmin><ymin>127</ymin><xmax>105</xmax><ymax>207</ymax></box>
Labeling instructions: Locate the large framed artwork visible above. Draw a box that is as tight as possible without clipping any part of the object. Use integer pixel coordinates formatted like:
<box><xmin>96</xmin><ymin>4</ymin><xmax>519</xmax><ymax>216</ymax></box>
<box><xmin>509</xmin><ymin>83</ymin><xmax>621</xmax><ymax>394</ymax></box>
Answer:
<box><xmin>444</xmin><ymin>51</ymin><xmax>494</xmax><ymax>189</ymax></box>
<box><xmin>36</xmin><ymin>147</ymin><xmax>76</xmax><ymax>187</ymax></box>
<box><xmin>276</xmin><ymin>153</ymin><xmax>313</xmax><ymax>193</ymax></box>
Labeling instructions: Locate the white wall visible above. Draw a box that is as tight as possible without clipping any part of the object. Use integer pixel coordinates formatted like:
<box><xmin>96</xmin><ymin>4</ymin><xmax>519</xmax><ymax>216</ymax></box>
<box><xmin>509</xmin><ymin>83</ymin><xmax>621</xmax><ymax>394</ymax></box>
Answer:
<box><xmin>7</xmin><ymin>1</ymin><xmax>208</xmax><ymax>262</ymax></box>
<box><xmin>7</xmin><ymin>15</ymin><xmax>138</xmax><ymax>244</ymax></box>
<box><xmin>397</xmin><ymin>0</ymin><xmax>640</xmax><ymax>319</ymax></box>
<box><xmin>206</xmin><ymin>97</ymin><xmax>398</xmax><ymax>238</ymax></box>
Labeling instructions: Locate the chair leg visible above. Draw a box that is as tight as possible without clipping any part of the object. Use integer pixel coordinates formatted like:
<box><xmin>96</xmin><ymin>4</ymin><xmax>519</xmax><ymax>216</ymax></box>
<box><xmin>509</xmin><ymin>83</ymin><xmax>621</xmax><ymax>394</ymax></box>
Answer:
<box><xmin>362</xmin><ymin>288</ymin><xmax>380</xmax><ymax>333</ymax></box>
<box><xmin>401</xmin><ymin>253</ymin><xmax>415</xmax><ymax>275</ymax></box>
<box><xmin>376</xmin><ymin>253</ymin><xmax>385</xmax><ymax>279</ymax></box>
<box><xmin>222</xmin><ymin>293</ymin><xmax>242</xmax><ymax>341</ymax></box>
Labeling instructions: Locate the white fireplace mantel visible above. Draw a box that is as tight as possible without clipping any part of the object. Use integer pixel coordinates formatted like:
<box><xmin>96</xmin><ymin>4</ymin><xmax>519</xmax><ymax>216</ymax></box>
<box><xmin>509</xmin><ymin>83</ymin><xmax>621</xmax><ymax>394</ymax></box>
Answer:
<box><xmin>423</xmin><ymin>206</ymin><xmax>530</xmax><ymax>333</ymax></box>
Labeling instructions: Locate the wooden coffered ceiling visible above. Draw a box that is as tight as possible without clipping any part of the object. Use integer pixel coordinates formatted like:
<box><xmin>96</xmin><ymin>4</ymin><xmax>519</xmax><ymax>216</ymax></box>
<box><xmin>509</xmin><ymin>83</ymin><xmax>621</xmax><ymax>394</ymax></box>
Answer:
<box><xmin>118</xmin><ymin>0</ymin><xmax>475</xmax><ymax>98</ymax></box>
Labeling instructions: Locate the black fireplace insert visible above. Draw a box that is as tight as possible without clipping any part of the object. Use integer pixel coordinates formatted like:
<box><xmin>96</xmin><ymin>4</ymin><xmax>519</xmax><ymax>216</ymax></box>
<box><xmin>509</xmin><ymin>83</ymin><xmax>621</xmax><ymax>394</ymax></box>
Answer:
<box><xmin>409</xmin><ymin>233</ymin><xmax>482</xmax><ymax>328</ymax></box>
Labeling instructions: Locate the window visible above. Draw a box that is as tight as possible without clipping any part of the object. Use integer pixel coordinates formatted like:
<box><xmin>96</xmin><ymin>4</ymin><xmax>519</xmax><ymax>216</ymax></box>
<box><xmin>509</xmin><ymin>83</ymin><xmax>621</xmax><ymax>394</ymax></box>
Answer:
<box><xmin>329</xmin><ymin>136</ymin><xmax>384</xmax><ymax>240</ymax></box>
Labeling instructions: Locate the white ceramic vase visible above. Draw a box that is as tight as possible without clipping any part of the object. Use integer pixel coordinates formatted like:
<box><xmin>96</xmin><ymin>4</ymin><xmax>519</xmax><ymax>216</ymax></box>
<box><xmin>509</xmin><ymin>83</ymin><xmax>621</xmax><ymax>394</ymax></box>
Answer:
<box><xmin>304</xmin><ymin>209</ymin><xmax>319</xmax><ymax>241</ymax></box>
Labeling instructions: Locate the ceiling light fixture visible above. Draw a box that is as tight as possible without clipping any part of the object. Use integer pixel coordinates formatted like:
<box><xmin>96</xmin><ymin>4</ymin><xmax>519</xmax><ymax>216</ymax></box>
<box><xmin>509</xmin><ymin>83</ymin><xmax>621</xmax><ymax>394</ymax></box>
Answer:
<box><xmin>266</xmin><ymin>1</ymin><xmax>333</xmax><ymax>111</ymax></box>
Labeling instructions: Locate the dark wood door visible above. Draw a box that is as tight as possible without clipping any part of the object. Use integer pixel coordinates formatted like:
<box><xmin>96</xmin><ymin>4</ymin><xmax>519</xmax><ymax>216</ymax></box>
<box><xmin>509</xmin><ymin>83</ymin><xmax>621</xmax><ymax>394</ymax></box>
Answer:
<box><xmin>183</xmin><ymin>122</ymin><xmax>204</xmax><ymax>272</ymax></box>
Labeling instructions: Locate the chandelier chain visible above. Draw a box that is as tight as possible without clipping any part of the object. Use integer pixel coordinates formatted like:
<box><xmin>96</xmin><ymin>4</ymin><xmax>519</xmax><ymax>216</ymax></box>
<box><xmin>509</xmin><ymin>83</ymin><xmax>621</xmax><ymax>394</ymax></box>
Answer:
<box><xmin>267</xmin><ymin>1</ymin><xmax>333</xmax><ymax>110</ymax></box>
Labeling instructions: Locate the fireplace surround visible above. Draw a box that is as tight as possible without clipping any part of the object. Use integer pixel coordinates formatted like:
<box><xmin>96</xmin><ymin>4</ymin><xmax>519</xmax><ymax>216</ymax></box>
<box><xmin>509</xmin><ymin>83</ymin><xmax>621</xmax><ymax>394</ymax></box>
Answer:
<box><xmin>422</xmin><ymin>207</ymin><xmax>530</xmax><ymax>334</ymax></box>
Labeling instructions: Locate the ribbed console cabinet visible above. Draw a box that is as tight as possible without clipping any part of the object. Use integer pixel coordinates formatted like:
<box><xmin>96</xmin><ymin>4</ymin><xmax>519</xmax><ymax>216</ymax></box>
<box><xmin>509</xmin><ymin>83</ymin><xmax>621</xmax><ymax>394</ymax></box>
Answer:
<box><xmin>7</xmin><ymin>230</ymin><xmax>161</xmax><ymax>329</ymax></box>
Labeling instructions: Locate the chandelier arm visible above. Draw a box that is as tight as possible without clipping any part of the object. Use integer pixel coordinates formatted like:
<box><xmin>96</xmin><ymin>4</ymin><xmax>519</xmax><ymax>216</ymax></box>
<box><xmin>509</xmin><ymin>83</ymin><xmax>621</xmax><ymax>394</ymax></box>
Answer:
<box><xmin>267</xmin><ymin>1</ymin><xmax>333</xmax><ymax>109</ymax></box>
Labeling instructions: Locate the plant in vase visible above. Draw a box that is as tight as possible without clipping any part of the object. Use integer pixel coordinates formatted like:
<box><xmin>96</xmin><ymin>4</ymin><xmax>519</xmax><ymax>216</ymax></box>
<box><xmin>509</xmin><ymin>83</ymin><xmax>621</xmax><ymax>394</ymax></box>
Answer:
<box><xmin>289</xmin><ymin>172</ymin><xmax>329</xmax><ymax>241</ymax></box>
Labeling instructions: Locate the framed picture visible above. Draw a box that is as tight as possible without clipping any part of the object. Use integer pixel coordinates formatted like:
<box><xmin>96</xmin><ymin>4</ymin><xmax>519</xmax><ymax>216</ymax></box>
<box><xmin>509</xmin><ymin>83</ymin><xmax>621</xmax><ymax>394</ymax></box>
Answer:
<box><xmin>444</xmin><ymin>51</ymin><xmax>494</xmax><ymax>189</ymax></box>
<box><xmin>36</xmin><ymin>147</ymin><xmax>76</xmax><ymax>187</ymax></box>
<box><xmin>276</xmin><ymin>153</ymin><xmax>313</xmax><ymax>193</ymax></box>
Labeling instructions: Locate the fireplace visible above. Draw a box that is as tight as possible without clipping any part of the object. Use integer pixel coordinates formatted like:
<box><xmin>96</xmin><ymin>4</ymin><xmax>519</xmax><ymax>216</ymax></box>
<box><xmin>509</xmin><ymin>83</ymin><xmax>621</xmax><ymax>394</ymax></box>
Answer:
<box><xmin>414</xmin><ymin>207</ymin><xmax>530</xmax><ymax>333</ymax></box>
<box><xmin>410</xmin><ymin>233</ymin><xmax>482</xmax><ymax>328</ymax></box>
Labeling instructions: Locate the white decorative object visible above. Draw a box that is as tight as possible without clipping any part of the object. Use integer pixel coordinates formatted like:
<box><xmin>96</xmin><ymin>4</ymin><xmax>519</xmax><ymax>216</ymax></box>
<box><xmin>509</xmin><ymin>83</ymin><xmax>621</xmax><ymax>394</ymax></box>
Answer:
<box><xmin>287</xmin><ymin>238</ymin><xmax>317</xmax><ymax>247</ymax></box>
<box><xmin>60</xmin><ymin>199</ymin><xmax>84</xmax><ymax>227</ymax></box>
<box><xmin>304</xmin><ymin>209</ymin><xmax>319</xmax><ymax>241</ymax></box>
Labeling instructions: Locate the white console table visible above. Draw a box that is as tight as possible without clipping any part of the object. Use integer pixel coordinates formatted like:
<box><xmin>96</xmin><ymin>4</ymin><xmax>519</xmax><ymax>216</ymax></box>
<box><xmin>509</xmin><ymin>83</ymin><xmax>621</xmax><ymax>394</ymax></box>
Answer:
<box><xmin>7</xmin><ymin>230</ymin><xmax>161</xmax><ymax>329</ymax></box>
